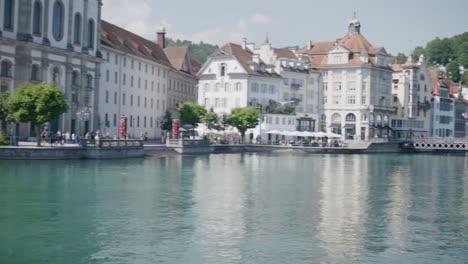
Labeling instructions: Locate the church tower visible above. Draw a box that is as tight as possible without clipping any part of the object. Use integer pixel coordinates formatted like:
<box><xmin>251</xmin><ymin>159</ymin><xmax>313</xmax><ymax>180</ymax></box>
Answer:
<box><xmin>348</xmin><ymin>13</ymin><xmax>361</xmax><ymax>35</ymax></box>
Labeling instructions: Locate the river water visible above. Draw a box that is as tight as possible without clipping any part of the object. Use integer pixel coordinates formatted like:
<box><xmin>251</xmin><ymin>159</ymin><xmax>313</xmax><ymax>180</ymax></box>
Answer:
<box><xmin>0</xmin><ymin>153</ymin><xmax>467</xmax><ymax>264</ymax></box>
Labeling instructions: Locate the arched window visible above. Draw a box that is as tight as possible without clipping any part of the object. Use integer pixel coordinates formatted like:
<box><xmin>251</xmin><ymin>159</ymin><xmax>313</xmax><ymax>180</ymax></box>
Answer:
<box><xmin>52</xmin><ymin>67</ymin><xmax>60</xmax><ymax>83</ymax></box>
<box><xmin>0</xmin><ymin>60</ymin><xmax>12</xmax><ymax>77</ymax></box>
<box><xmin>321</xmin><ymin>114</ymin><xmax>326</xmax><ymax>122</ymax></box>
<box><xmin>345</xmin><ymin>113</ymin><xmax>356</xmax><ymax>122</ymax></box>
<box><xmin>31</xmin><ymin>64</ymin><xmax>40</xmax><ymax>81</ymax></box>
<box><xmin>361</xmin><ymin>114</ymin><xmax>367</xmax><ymax>121</ymax></box>
<box><xmin>376</xmin><ymin>115</ymin><xmax>382</xmax><ymax>125</ymax></box>
<box><xmin>32</xmin><ymin>1</ymin><xmax>42</xmax><ymax>35</ymax></box>
<box><xmin>73</xmin><ymin>13</ymin><xmax>81</xmax><ymax>44</ymax></box>
<box><xmin>4</xmin><ymin>0</ymin><xmax>14</xmax><ymax>30</ymax></box>
<box><xmin>369</xmin><ymin>114</ymin><xmax>375</xmax><ymax>125</ymax></box>
<box><xmin>72</xmin><ymin>71</ymin><xmax>79</xmax><ymax>86</ymax></box>
<box><xmin>52</xmin><ymin>1</ymin><xmax>64</xmax><ymax>41</ymax></box>
<box><xmin>383</xmin><ymin>115</ymin><xmax>389</xmax><ymax>125</ymax></box>
<box><xmin>87</xmin><ymin>19</ymin><xmax>95</xmax><ymax>49</ymax></box>
<box><xmin>331</xmin><ymin>113</ymin><xmax>341</xmax><ymax>123</ymax></box>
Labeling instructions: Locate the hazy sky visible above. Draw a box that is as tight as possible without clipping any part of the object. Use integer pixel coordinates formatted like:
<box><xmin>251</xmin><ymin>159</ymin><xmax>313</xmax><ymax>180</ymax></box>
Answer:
<box><xmin>102</xmin><ymin>0</ymin><xmax>468</xmax><ymax>55</ymax></box>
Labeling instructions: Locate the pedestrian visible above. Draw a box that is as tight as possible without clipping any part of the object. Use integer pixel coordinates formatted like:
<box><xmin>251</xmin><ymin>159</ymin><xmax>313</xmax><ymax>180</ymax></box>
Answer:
<box><xmin>71</xmin><ymin>133</ymin><xmax>76</xmax><ymax>144</ymax></box>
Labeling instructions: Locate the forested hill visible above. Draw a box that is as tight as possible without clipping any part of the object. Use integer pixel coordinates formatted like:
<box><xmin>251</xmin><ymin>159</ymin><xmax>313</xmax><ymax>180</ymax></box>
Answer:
<box><xmin>412</xmin><ymin>32</ymin><xmax>468</xmax><ymax>83</ymax></box>
<box><xmin>166</xmin><ymin>38</ymin><xmax>219</xmax><ymax>65</ymax></box>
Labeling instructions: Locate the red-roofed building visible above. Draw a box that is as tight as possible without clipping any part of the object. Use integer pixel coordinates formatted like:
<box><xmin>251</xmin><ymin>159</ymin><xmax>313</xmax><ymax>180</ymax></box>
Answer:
<box><xmin>429</xmin><ymin>70</ymin><xmax>456</xmax><ymax>137</ymax></box>
<box><xmin>296</xmin><ymin>16</ymin><xmax>394</xmax><ymax>140</ymax></box>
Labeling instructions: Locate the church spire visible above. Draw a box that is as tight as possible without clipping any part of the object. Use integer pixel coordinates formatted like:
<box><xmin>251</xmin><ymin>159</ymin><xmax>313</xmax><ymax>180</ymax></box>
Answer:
<box><xmin>348</xmin><ymin>13</ymin><xmax>361</xmax><ymax>35</ymax></box>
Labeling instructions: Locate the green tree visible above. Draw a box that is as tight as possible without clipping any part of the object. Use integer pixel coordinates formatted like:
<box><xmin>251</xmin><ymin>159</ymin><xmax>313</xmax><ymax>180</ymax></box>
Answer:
<box><xmin>178</xmin><ymin>102</ymin><xmax>207</xmax><ymax>127</ymax></box>
<box><xmin>226</xmin><ymin>107</ymin><xmax>259</xmax><ymax>143</ymax></box>
<box><xmin>390</xmin><ymin>53</ymin><xmax>408</xmax><ymax>64</ymax></box>
<box><xmin>0</xmin><ymin>91</ymin><xmax>9</xmax><ymax>122</ymax></box>
<box><xmin>446</xmin><ymin>60</ymin><xmax>462</xmax><ymax>82</ymax></box>
<box><xmin>412</xmin><ymin>46</ymin><xmax>426</xmax><ymax>63</ymax></box>
<box><xmin>201</xmin><ymin>108</ymin><xmax>220</xmax><ymax>130</ymax></box>
<box><xmin>161</xmin><ymin>110</ymin><xmax>173</xmax><ymax>132</ymax></box>
<box><xmin>426</xmin><ymin>37</ymin><xmax>456</xmax><ymax>65</ymax></box>
<box><xmin>7</xmin><ymin>83</ymin><xmax>69</xmax><ymax>146</ymax></box>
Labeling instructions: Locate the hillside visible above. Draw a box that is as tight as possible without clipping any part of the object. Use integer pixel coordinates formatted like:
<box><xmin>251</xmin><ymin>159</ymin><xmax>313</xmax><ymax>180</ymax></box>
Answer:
<box><xmin>412</xmin><ymin>32</ymin><xmax>468</xmax><ymax>84</ymax></box>
<box><xmin>166</xmin><ymin>38</ymin><xmax>219</xmax><ymax>65</ymax></box>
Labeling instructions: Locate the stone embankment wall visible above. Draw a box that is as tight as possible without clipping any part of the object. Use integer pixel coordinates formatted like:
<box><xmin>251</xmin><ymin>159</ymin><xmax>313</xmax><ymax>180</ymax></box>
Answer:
<box><xmin>0</xmin><ymin>147</ymin><xmax>144</xmax><ymax>160</ymax></box>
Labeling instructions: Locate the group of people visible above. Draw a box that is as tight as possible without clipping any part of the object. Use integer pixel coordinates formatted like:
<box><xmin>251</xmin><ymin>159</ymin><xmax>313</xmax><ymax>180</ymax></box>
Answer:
<box><xmin>40</xmin><ymin>130</ymin><xmax>76</xmax><ymax>146</ymax></box>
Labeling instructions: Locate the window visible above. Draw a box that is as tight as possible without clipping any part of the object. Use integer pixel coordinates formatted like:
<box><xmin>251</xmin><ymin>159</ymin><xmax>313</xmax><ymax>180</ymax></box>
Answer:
<box><xmin>52</xmin><ymin>1</ymin><xmax>64</xmax><ymax>41</ymax></box>
<box><xmin>52</xmin><ymin>67</ymin><xmax>60</xmax><ymax>82</ymax></box>
<box><xmin>123</xmin><ymin>74</ymin><xmax>126</xmax><ymax>85</ymax></box>
<box><xmin>137</xmin><ymin>116</ymin><xmax>140</xmax><ymax>127</ymax></box>
<box><xmin>122</xmin><ymin>93</ymin><xmax>126</xmax><ymax>105</ymax></box>
<box><xmin>269</xmin><ymin>85</ymin><xmax>276</xmax><ymax>94</ymax></box>
<box><xmin>88</xmin><ymin>19</ymin><xmax>95</xmax><ymax>49</ymax></box>
<box><xmin>33</xmin><ymin>1</ymin><xmax>42</xmax><ymax>35</ymax></box>
<box><xmin>144</xmin><ymin>97</ymin><xmax>147</xmax><ymax>108</ymax></box>
<box><xmin>73</xmin><ymin>13</ymin><xmax>81</xmax><ymax>44</ymax></box>
<box><xmin>261</xmin><ymin>84</ymin><xmax>267</xmax><ymax>93</ymax></box>
<box><xmin>220</xmin><ymin>63</ymin><xmax>226</xmax><ymax>76</ymax></box>
<box><xmin>348</xmin><ymin>81</ymin><xmax>356</xmax><ymax>91</ymax></box>
<box><xmin>106</xmin><ymin>70</ymin><xmax>109</xmax><ymax>82</ymax></box>
<box><xmin>31</xmin><ymin>64</ymin><xmax>40</xmax><ymax>81</ymax></box>
<box><xmin>225</xmin><ymin>82</ymin><xmax>231</xmax><ymax>92</ymax></box>
<box><xmin>114</xmin><ymin>72</ymin><xmax>117</xmax><ymax>84</ymax></box>
<box><xmin>105</xmin><ymin>91</ymin><xmax>109</xmax><ymax>103</ymax></box>
<box><xmin>138</xmin><ymin>62</ymin><xmax>141</xmax><ymax>71</ymax></box>
<box><xmin>4</xmin><ymin>0</ymin><xmax>14</xmax><ymax>30</ymax></box>
<box><xmin>130</xmin><ymin>76</ymin><xmax>134</xmax><ymax>87</ymax></box>
<box><xmin>86</xmin><ymin>74</ymin><xmax>92</xmax><ymax>88</ymax></box>
<box><xmin>105</xmin><ymin>113</ymin><xmax>109</xmax><ymax>127</ymax></box>
<box><xmin>346</xmin><ymin>113</ymin><xmax>356</xmax><ymax>122</ymax></box>
<box><xmin>347</xmin><ymin>96</ymin><xmax>356</xmax><ymax>104</ymax></box>
<box><xmin>284</xmin><ymin>78</ymin><xmax>289</xmax><ymax>85</ymax></box>
<box><xmin>137</xmin><ymin>96</ymin><xmax>140</xmax><ymax>107</ymax></box>
<box><xmin>114</xmin><ymin>92</ymin><xmax>117</xmax><ymax>104</ymax></box>
<box><xmin>115</xmin><ymin>54</ymin><xmax>118</xmax><ymax>65</ymax></box>
<box><xmin>130</xmin><ymin>95</ymin><xmax>133</xmax><ymax>106</ymax></box>
<box><xmin>123</xmin><ymin>58</ymin><xmax>127</xmax><ymax>67</ymax></box>
<box><xmin>334</xmin><ymin>82</ymin><xmax>342</xmax><ymax>91</ymax></box>
<box><xmin>130</xmin><ymin>115</ymin><xmax>133</xmax><ymax>127</ymax></box>
<box><xmin>113</xmin><ymin>114</ymin><xmax>117</xmax><ymax>127</ymax></box>
<box><xmin>323</xmin><ymin>82</ymin><xmax>328</xmax><ymax>91</ymax></box>
<box><xmin>251</xmin><ymin>83</ymin><xmax>258</xmax><ymax>92</ymax></box>
<box><xmin>138</xmin><ymin>78</ymin><xmax>141</xmax><ymax>88</ymax></box>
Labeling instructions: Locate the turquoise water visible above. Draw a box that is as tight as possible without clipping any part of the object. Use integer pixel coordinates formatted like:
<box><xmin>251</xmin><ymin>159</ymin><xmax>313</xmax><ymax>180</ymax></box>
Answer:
<box><xmin>0</xmin><ymin>153</ymin><xmax>467</xmax><ymax>264</ymax></box>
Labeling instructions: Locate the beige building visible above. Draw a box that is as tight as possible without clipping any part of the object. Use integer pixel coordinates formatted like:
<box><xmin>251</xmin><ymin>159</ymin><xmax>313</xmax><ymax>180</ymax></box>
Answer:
<box><xmin>390</xmin><ymin>55</ymin><xmax>432</xmax><ymax>139</ymax></box>
<box><xmin>296</xmin><ymin>17</ymin><xmax>394</xmax><ymax>140</ymax></box>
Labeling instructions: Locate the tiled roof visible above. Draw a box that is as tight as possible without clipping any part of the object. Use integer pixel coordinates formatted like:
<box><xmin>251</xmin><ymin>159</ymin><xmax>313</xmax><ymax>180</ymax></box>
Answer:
<box><xmin>215</xmin><ymin>43</ymin><xmax>281</xmax><ymax>78</ymax></box>
<box><xmin>191</xmin><ymin>59</ymin><xmax>202</xmax><ymax>75</ymax></box>
<box><xmin>296</xmin><ymin>34</ymin><xmax>387</xmax><ymax>67</ymax></box>
<box><xmin>101</xmin><ymin>20</ymin><xmax>173</xmax><ymax>69</ymax></box>
<box><xmin>164</xmin><ymin>46</ymin><xmax>190</xmax><ymax>72</ymax></box>
<box><xmin>273</xmin><ymin>48</ymin><xmax>297</xmax><ymax>59</ymax></box>
<box><xmin>430</xmin><ymin>69</ymin><xmax>454</xmax><ymax>96</ymax></box>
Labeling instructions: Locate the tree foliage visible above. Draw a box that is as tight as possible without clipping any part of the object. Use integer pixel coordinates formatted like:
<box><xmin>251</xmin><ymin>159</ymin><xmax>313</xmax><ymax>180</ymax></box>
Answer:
<box><xmin>389</xmin><ymin>53</ymin><xmax>408</xmax><ymax>64</ymax></box>
<box><xmin>226</xmin><ymin>107</ymin><xmax>259</xmax><ymax>142</ymax></box>
<box><xmin>413</xmin><ymin>32</ymin><xmax>468</xmax><ymax>83</ymax></box>
<box><xmin>178</xmin><ymin>102</ymin><xmax>207</xmax><ymax>127</ymax></box>
<box><xmin>166</xmin><ymin>38</ymin><xmax>219</xmax><ymax>65</ymax></box>
<box><xmin>0</xmin><ymin>91</ymin><xmax>9</xmax><ymax>122</ymax></box>
<box><xmin>161</xmin><ymin>110</ymin><xmax>173</xmax><ymax>131</ymax></box>
<box><xmin>7</xmin><ymin>83</ymin><xmax>69</xmax><ymax>146</ymax></box>
<box><xmin>201</xmin><ymin>108</ymin><xmax>220</xmax><ymax>130</ymax></box>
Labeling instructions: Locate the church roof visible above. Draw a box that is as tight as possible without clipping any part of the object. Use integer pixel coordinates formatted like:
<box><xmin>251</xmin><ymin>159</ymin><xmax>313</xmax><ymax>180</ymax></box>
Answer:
<box><xmin>101</xmin><ymin>20</ymin><xmax>173</xmax><ymax>69</ymax></box>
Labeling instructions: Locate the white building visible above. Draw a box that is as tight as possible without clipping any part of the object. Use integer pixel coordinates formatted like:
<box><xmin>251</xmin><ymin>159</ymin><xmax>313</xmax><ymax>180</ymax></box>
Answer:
<box><xmin>296</xmin><ymin>17</ymin><xmax>394</xmax><ymax>140</ymax></box>
<box><xmin>0</xmin><ymin>0</ymin><xmax>103</xmax><ymax>137</ymax></box>
<box><xmin>390</xmin><ymin>55</ymin><xmax>432</xmax><ymax>139</ymax></box>
<box><xmin>99</xmin><ymin>21</ymin><xmax>173</xmax><ymax>139</ymax></box>
<box><xmin>197</xmin><ymin>38</ymin><xmax>322</xmax><ymax>141</ymax></box>
<box><xmin>430</xmin><ymin>71</ymin><xmax>455</xmax><ymax>138</ymax></box>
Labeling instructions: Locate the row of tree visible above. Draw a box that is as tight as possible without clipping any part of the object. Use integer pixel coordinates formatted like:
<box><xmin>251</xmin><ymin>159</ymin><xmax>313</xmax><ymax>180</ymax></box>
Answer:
<box><xmin>390</xmin><ymin>32</ymin><xmax>468</xmax><ymax>84</ymax></box>
<box><xmin>165</xmin><ymin>102</ymin><xmax>260</xmax><ymax>142</ymax></box>
<box><xmin>0</xmin><ymin>83</ymin><xmax>69</xmax><ymax>146</ymax></box>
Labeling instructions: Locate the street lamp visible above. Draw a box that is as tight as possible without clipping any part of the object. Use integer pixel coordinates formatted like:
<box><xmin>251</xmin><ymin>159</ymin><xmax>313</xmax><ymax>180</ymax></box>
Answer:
<box><xmin>76</xmin><ymin>107</ymin><xmax>91</xmax><ymax>136</ymax></box>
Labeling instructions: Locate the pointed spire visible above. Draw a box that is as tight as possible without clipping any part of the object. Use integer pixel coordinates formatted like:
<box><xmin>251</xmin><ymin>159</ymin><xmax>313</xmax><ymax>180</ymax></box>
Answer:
<box><xmin>264</xmin><ymin>33</ymin><xmax>270</xmax><ymax>44</ymax></box>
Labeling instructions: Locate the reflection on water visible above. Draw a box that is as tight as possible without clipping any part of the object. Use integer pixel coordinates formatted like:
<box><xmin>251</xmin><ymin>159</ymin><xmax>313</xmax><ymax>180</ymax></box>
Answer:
<box><xmin>0</xmin><ymin>154</ymin><xmax>467</xmax><ymax>264</ymax></box>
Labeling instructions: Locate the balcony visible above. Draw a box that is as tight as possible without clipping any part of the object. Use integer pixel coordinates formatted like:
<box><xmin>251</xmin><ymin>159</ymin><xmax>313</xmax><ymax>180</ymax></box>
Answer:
<box><xmin>290</xmin><ymin>83</ymin><xmax>302</xmax><ymax>89</ymax></box>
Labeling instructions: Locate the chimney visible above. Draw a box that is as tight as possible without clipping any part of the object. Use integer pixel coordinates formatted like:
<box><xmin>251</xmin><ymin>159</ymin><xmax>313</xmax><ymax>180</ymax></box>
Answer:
<box><xmin>242</xmin><ymin>37</ymin><xmax>247</xmax><ymax>50</ymax></box>
<box><xmin>306</xmin><ymin>41</ymin><xmax>312</xmax><ymax>50</ymax></box>
<box><xmin>156</xmin><ymin>25</ymin><xmax>166</xmax><ymax>49</ymax></box>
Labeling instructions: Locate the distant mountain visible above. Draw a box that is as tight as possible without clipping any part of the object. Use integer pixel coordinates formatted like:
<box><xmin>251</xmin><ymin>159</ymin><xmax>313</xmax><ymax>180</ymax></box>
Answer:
<box><xmin>166</xmin><ymin>38</ymin><xmax>219</xmax><ymax>65</ymax></box>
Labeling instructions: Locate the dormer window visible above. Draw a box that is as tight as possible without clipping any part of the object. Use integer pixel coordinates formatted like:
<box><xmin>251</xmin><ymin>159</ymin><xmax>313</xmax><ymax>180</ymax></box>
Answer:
<box><xmin>220</xmin><ymin>63</ymin><xmax>226</xmax><ymax>76</ymax></box>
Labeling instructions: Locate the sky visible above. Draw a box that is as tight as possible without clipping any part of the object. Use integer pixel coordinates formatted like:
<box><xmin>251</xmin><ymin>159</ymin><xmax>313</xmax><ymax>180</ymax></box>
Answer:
<box><xmin>102</xmin><ymin>0</ymin><xmax>468</xmax><ymax>55</ymax></box>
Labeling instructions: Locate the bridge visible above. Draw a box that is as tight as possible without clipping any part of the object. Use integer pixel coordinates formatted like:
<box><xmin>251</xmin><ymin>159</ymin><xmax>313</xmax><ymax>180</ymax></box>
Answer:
<box><xmin>405</xmin><ymin>138</ymin><xmax>467</xmax><ymax>152</ymax></box>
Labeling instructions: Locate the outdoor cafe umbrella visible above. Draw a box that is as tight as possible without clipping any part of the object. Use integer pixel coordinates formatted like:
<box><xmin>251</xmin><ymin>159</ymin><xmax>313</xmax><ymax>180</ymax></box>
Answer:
<box><xmin>312</xmin><ymin>131</ymin><xmax>328</xmax><ymax>138</ymax></box>
<box><xmin>326</xmin><ymin>132</ymin><xmax>342</xmax><ymax>138</ymax></box>
<box><xmin>265</xmin><ymin>129</ymin><xmax>282</xmax><ymax>134</ymax></box>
